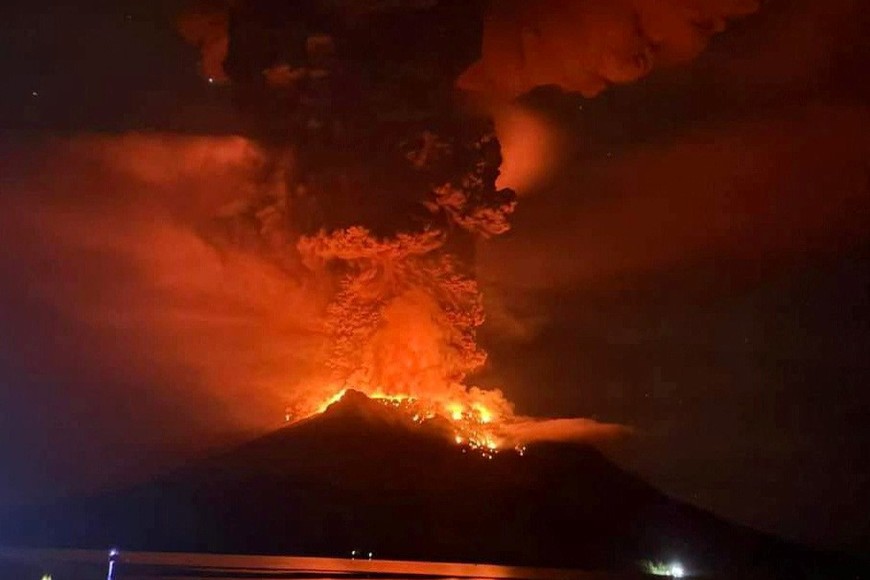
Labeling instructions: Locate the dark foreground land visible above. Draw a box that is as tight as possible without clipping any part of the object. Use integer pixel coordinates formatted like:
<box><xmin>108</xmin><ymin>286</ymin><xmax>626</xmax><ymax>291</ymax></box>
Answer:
<box><xmin>1</xmin><ymin>393</ymin><xmax>865</xmax><ymax>579</ymax></box>
<box><xmin>0</xmin><ymin>548</ymin><xmax>642</xmax><ymax>580</ymax></box>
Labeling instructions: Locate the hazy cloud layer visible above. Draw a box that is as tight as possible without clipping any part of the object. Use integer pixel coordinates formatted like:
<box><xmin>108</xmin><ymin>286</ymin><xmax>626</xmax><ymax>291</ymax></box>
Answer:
<box><xmin>481</xmin><ymin>105</ymin><xmax>870</xmax><ymax>292</ymax></box>
<box><xmin>0</xmin><ymin>135</ymin><xmax>330</xmax><ymax>446</ymax></box>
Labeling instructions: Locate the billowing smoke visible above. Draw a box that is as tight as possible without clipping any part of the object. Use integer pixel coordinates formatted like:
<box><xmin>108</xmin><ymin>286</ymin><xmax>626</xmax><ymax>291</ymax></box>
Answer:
<box><xmin>0</xmin><ymin>1</ymin><xmax>765</xmax><ymax>464</ymax></box>
<box><xmin>179</xmin><ymin>0</ymin><xmax>759</xmax><ymax>97</ymax></box>
<box><xmin>166</xmin><ymin>0</ymin><xmax>764</xmax><ymax>446</ymax></box>
<box><xmin>459</xmin><ymin>0</ymin><xmax>760</xmax><ymax>98</ymax></box>
<box><xmin>176</xmin><ymin>0</ymin><xmax>758</xmax><ymax>194</ymax></box>
<box><xmin>177</xmin><ymin>0</ymin><xmax>231</xmax><ymax>83</ymax></box>
<box><xmin>0</xmin><ymin>135</ymin><xmax>330</xmax><ymax>434</ymax></box>
<box><xmin>462</xmin><ymin>0</ymin><xmax>760</xmax><ymax>191</ymax></box>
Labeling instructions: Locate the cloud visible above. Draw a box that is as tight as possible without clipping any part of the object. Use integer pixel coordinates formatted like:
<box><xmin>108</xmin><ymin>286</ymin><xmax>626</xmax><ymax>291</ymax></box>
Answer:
<box><xmin>480</xmin><ymin>104</ymin><xmax>870</xmax><ymax>292</ymax></box>
<box><xmin>0</xmin><ymin>134</ymin><xmax>330</xmax><ymax>439</ymax></box>
<box><xmin>458</xmin><ymin>0</ymin><xmax>759</xmax><ymax>98</ymax></box>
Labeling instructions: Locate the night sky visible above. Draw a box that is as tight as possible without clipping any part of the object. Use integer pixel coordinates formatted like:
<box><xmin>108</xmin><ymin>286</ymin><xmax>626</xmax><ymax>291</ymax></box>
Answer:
<box><xmin>1</xmin><ymin>0</ymin><xmax>869</xmax><ymax>556</ymax></box>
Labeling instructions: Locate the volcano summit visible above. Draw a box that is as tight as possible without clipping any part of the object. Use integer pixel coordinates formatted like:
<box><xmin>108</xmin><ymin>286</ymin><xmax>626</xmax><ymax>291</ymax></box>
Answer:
<box><xmin>1</xmin><ymin>391</ymin><xmax>858</xmax><ymax>578</ymax></box>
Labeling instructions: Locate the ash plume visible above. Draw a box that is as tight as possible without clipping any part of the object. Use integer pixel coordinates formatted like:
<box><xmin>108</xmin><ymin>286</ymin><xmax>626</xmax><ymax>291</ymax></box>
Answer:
<box><xmin>167</xmin><ymin>0</ymin><xmax>763</xmax><ymax>444</ymax></box>
<box><xmin>0</xmin><ymin>0</ymin><xmax>764</xmax><ymax>457</ymax></box>
<box><xmin>1</xmin><ymin>0</ymin><xmax>766</xmax><ymax>458</ymax></box>
<box><xmin>459</xmin><ymin>0</ymin><xmax>760</xmax><ymax>98</ymax></box>
<box><xmin>180</xmin><ymin>1</ymin><xmax>760</xmax><ymax>98</ymax></box>
<box><xmin>0</xmin><ymin>135</ymin><xmax>329</xmax><ymax>434</ymax></box>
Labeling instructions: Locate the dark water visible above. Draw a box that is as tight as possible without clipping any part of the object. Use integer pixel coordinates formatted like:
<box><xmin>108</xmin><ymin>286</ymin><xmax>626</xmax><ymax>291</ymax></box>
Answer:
<box><xmin>0</xmin><ymin>548</ymin><xmax>640</xmax><ymax>579</ymax></box>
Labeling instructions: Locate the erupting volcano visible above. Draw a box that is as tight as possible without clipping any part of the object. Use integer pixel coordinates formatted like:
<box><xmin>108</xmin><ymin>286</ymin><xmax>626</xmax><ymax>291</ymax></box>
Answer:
<box><xmin>3</xmin><ymin>0</ymin><xmax>870</xmax><ymax>576</ymax></box>
<box><xmin>173</xmin><ymin>0</ymin><xmax>771</xmax><ymax>454</ymax></box>
<box><xmin>290</xmin><ymin>150</ymin><xmax>520</xmax><ymax>453</ymax></box>
<box><xmin>183</xmin><ymin>0</ymin><xmax>633</xmax><ymax>453</ymax></box>
<box><xmin>2</xmin><ymin>388</ymin><xmax>851</xmax><ymax>576</ymax></box>
<box><xmin>239</xmin><ymin>144</ymin><xmax>619</xmax><ymax>453</ymax></box>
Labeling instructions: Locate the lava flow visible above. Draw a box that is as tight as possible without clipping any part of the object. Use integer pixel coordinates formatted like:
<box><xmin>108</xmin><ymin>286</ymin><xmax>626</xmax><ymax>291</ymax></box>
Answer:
<box><xmin>309</xmin><ymin>388</ymin><xmax>506</xmax><ymax>456</ymax></box>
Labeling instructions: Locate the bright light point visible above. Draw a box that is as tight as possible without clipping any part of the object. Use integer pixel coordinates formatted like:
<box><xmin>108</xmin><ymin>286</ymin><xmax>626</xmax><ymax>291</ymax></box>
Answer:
<box><xmin>473</xmin><ymin>404</ymin><xmax>493</xmax><ymax>424</ymax></box>
<box><xmin>31</xmin><ymin>91</ymin><xmax>38</xmax><ymax>97</ymax></box>
<box><xmin>207</xmin><ymin>77</ymin><xmax>215</xmax><ymax>84</ymax></box>
<box><xmin>455</xmin><ymin>435</ymin><xmax>463</xmax><ymax>444</ymax></box>
<box><xmin>643</xmin><ymin>560</ymin><xmax>686</xmax><ymax>577</ymax></box>
<box><xmin>41</xmin><ymin>575</ymin><xmax>52</xmax><ymax>580</ymax></box>
<box><xmin>109</xmin><ymin>548</ymin><xmax>119</xmax><ymax>557</ymax></box>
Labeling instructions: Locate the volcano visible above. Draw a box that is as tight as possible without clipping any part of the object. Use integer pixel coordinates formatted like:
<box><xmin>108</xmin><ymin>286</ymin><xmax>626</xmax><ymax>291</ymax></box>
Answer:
<box><xmin>0</xmin><ymin>392</ymin><xmax>860</xmax><ymax>577</ymax></box>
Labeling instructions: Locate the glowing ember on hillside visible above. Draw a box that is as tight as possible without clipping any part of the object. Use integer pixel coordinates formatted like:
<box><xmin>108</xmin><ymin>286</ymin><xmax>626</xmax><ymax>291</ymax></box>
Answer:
<box><xmin>289</xmin><ymin>386</ymin><xmax>628</xmax><ymax>457</ymax></box>
<box><xmin>279</xmin><ymin>220</ymin><xmax>629</xmax><ymax>454</ymax></box>
<box><xmin>296</xmin><ymin>387</ymin><xmax>509</xmax><ymax>454</ymax></box>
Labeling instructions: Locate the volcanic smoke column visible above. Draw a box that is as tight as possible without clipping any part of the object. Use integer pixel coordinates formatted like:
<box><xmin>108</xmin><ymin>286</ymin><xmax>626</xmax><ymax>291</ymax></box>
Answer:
<box><xmin>180</xmin><ymin>0</ymin><xmax>757</xmax><ymax>444</ymax></box>
<box><xmin>187</xmin><ymin>1</ymin><xmax>519</xmax><ymax>434</ymax></box>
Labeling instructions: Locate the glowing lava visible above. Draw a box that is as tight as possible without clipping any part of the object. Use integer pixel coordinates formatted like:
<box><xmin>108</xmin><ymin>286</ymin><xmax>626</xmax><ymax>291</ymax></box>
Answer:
<box><xmin>300</xmin><ymin>387</ymin><xmax>509</xmax><ymax>456</ymax></box>
<box><xmin>289</xmin><ymin>224</ymin><xmax>522</xmax><ymax>455</ymax></box>
<box><xmin>287</xmin><ymin>385</ymin><xmax>631</xmax><ymax>458</ymax></box>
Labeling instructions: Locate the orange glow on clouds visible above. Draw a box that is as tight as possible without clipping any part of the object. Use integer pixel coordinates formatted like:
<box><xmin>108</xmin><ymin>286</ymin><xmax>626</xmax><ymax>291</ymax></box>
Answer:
<box><xmin>493</xmin><ymin>105</ymin><xmax>567</xmax><ymax>194</ymax></box>
<box><xmin>0</xmin><ymin>135</ymin><xmax>326</xmax><ymax>432</ymax></box>
<box><xmin>0</xmin><ymin>133</ymin><xmax>628</xmax><ymax>449</ymax></box>
<box><xmin>459</xmin><ymin>0</ymin><xmax>759</xmax><ymax>99</ymax></box>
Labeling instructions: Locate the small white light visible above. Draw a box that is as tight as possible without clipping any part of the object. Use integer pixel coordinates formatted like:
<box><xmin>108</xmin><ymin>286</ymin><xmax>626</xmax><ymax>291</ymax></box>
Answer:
<box><xmin>41</xmin><ymin>575</ymin><xmax>52</xmax><ymax>580</ymax></box>
<box><xmin>368</xmin><ymin>552</ymin><xmax>373</xmax><ymax>560</ymax></box>
<box><xmin>670</xmin><ymin>563</ymin><xmax>685</xmax><ymax>578</ymax></box>
<box><xmin>31</xmin><ymin>91</ymin><xmax>39</xmax><ymax>97</ymax></box>
<box><xmin>109</xmin><ymin>548</ymin><xmax>119</xmax><ymax>557</ymax></box>
<box><xmin>208</xmin><ymin>77</ymin><xmax>215</xmax><ymax>84</ymax></box>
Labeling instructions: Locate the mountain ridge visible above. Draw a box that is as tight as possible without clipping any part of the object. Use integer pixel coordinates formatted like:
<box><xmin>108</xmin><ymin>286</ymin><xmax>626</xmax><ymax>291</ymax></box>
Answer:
<box><xmin>1</xmin><ymin>391</ymin><xmax>863</xmax><ymax>578</ymax></box>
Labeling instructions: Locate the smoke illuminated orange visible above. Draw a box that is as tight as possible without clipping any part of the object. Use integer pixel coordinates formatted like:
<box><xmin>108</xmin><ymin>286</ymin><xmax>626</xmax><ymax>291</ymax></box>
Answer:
<box><xmin>303</xmin><ymin>388</ymin><xmax>507</xmax><ymax>454</ymax></box>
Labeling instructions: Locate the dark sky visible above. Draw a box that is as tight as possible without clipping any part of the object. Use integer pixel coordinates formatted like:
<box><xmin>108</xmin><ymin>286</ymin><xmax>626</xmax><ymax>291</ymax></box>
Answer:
<box><xmin>1</xmin><ymin>0</ymin><xmax>869</xmax><ymax>556</ymax></box>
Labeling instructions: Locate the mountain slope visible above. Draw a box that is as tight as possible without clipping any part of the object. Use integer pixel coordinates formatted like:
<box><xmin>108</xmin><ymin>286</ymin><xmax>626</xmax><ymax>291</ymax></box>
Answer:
<box><xmin>1</xmin><ymin>392</ymin><xmax>861</xmax><ymax>577</ymax></box>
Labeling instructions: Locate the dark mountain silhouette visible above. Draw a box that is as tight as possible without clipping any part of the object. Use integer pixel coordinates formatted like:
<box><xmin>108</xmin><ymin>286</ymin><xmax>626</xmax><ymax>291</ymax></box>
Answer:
<box><xmin>1</xmin><ymin>391</ymin><xmax>864</xmax><ymax>578</ymax></box>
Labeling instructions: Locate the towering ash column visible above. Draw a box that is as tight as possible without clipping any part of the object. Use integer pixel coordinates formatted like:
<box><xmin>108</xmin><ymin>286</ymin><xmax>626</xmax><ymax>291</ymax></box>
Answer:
<box><xmin>183</xmin><ymin>0</ymin><xmax>518</xmax><ymax>431</ymax></box>
<box><xmin>177</xmin><ymin>0</ymin><xmax>758</xmax><ymax>441</ymax></box>
<box><xmin>219</xmin><ymin>0</ymin><xmax>516</xmax><ymax>239</ymax></box>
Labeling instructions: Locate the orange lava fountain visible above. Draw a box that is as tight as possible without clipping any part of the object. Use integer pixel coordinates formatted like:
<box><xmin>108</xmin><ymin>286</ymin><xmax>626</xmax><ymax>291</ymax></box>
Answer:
<box><xmin>311</xmin><ymin>388</ymin><xmax>506</xmax><ymax>457</ymax></box>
